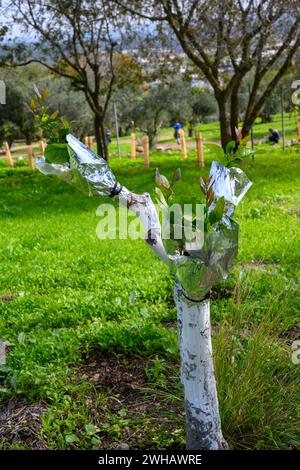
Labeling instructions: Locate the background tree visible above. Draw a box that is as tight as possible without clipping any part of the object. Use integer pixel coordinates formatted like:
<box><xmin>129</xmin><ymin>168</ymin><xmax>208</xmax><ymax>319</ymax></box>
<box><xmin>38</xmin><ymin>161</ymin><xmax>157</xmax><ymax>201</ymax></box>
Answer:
<box><xmin>192</xmin><ymin>91</ymin><xmax>217</xmax><ymax>124</ymax></box>
<box><xmin>0</xmin><ymin>64</ymin><xmax>46</xmax><ymax>145</ymax></box>
<box><xmin>118</xmin><ymin>0</ymin><xmax>300</xmax><ymax>149</ymax></box>
<box><xmin>0</xmin><ymin>63</ymin><xmax>94</xmax><ymax>145</ymax></box>
<box><xmin>3</xmin><ymin>0</ymin><xmax>126</xmax><ymax>159</ymax></box>
<box><xmin>129</xmin><ymin>81</ymin><xmax>198</xmax><ymax>146</ymax></box>
<box><xmin>131</xmin><ymin>85</ymin><xmax>171</xmax><ymax>147</ymax></box>
<box><xmin>45</xmin><ymin>78</ymin><xmax>94</xmax><ymax>140</ymax></box>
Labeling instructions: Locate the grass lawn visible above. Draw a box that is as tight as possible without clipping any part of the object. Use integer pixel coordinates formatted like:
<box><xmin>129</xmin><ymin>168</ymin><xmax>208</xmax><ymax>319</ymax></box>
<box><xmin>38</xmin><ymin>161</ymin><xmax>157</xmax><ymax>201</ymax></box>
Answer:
<box><xmin>0</xmin><ymin>144</ymin><xmax>299</xmax><ymax>450</ymax></box>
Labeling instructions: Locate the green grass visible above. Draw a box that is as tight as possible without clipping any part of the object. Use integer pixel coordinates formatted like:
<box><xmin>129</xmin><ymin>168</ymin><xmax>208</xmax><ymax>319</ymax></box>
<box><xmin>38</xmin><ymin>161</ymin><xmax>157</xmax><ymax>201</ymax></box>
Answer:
<box><xmin>0</xmin><ymin>144</ymin><xmax>299</xmax><ymax>449</ymax></box>
<box><xmin>158</xmin><ymin>114</ymin><xmax>298</xmax><ymax>143</ymax></box>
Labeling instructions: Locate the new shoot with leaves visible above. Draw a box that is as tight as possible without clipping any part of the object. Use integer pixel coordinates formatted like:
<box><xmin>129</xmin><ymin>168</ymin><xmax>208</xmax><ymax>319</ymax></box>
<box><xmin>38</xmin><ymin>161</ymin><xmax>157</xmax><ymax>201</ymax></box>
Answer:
<box><xmin>224</xmin><ymin>127</ymin><xmax>252</xmax><ymax>166</ymax></box>
<box><xmin>27</xmin><ymin>86</ymin><xmax>71</xmax><ymax>164</ymax></box>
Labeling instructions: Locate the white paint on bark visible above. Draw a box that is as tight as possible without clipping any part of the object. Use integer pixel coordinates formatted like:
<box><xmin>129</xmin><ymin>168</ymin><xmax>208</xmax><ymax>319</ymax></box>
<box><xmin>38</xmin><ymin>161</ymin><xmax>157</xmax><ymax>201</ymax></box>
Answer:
<box><xmin>117</xmin><ymin>187</ymin><xmax>227</xmax><ymax>450</ymax></box>
<box><xmin>174</xmin><ymin>284</ymin><xmax>228</xmax><ymax>450</ymax></box>
<box><xmin>117</xmin><ymin>187</ymin><xmax>169</xmax><ymax>265</ymax></box>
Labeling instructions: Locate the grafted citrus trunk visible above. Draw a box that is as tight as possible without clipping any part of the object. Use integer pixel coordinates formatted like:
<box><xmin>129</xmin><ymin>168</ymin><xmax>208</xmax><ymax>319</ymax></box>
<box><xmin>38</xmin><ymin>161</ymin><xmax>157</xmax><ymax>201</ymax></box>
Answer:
<box><xmin>174</xmin><ymin>285</ymin><xmax>228</xmax><ymax>450</ymax></box>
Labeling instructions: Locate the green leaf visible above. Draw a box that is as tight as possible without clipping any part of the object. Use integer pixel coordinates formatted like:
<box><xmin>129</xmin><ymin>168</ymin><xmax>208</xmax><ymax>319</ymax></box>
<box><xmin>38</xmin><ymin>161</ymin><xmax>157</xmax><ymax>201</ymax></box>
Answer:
<box><xmin>155</xmin><ymin>187</ymin><xmax>168</xmax><ymax>208</ymax></box>
<box><xmin>208</xmin><ymin>196</ymin><xmax>225</xmax><ymax>225</ymax></box>
<box><xmin>65</xmin><ymin>434</ymin><xmax>79</xmax><ymax>443</ymax></box>
<box><xmin>84</xmin><ymin>423</ymin><xmax>99</xmax><ymax>434</ymax></box>
<box><xmin>225</xmin><ymin>141</ymin><xmax>236</xmax><ymax>156</ymax></box>
<box><xmin>58</xmin><ymin>128</ymin><xmax>70</xmax><ymax>143</ymax></box>
<box><xmin>41</xmin><ymin>88</ymin><xmax>49</xmax><ymax>100</ymax></box>
<box><xmin>155</xmin><ymin>169</ymin><xmax>173</xmax><ymax>201</ymax></box>
<box><xmin>235</xmin><ymin>146</ymin><xmax>252</xmax><ymax>159</ymax></box>
<box><xmin>170</xmin><ymin>168</ymin><xmax>181</xmax><ymax>187</ymax></box>
<box><xmin>45</xmin><ymin>143</ymin><xmax>70</xmax><ymax>164</ymax></box>
<box><xmin>18</xmin><ymin>332</ymin><xmax>26</xmax><ymax>345</ymax></box>
<box><xmin>155</xmin><ymin>168</ymin><xmax>170</xmax><ymax>189</ymax></box>
<box><xmin>60</xmin><ymin>118</ymin><xmax>71</xmax><ymax>130</ymax></box>
<box><xmin>241</xmin><ymin>135</ymin><xmax>250</xmax><ymax>145</ymax></box>
<box><xmin>29</xmin><ymin>99</ymin><xmax>37</xmax><ymax>112</ymax></box>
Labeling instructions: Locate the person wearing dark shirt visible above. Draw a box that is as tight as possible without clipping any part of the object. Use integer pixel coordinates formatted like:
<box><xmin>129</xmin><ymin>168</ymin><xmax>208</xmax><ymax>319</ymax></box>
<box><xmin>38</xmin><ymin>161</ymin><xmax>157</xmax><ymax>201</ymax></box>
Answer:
<box><xmin>106</xmin><ymin>128</ymin><xmax>111</xmax><ymax>145</ymax></box>
<box><xmin>268</xmin><ymin>128</ymin><xmax>280</xmax><ymax>144</ymax></box>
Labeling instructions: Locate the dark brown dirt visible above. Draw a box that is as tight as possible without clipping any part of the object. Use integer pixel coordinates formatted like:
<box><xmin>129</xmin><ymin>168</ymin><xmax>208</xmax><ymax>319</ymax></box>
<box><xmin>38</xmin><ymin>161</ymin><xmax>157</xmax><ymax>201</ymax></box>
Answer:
<box><xmin>79</xmin><ymin>352</ymin><xmax>184</xmax><ymax>449</ymax></box>
<box><xmin>0</xmin><ymin>354</ymin><xmax>184</xmax><ymax>450</ymax></box>
<box><xmin>279</xmin><ymin>326</ymin><xmax>300</xmax><ymax>343</ymax></box>
<box><xmin>209</xmin><ymin>286</ymin><xmax>234</xmax><ymax>301</ymax></box>
<box><xmin>81</xmin><ymin>353</ymin><xmax>149</xmax><ymax>412</ymax></box>
<box><xmin>0</xmin><ymin>293</ymin><xmax>16</xmax><ymax>302</ymax></box>
<box><xmin>0</xmin><ymin>400</ymin><xmax>46</xmax><ymax>449</ymax></box>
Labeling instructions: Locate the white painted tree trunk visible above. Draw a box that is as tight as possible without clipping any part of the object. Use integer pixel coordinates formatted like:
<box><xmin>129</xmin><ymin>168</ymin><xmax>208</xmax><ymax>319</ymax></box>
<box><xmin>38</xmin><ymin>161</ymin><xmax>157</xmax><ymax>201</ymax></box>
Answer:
<box><xmin>174</xmin><ymin>285</ymin><xmax>228</xmax><ymax>450</ymax></box>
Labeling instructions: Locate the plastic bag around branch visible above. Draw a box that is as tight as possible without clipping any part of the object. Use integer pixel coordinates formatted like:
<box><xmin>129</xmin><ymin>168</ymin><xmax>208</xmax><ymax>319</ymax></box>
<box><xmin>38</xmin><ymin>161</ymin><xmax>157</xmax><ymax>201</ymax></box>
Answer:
<box><xmin>209</xmin><ymin>161</ymin><xmax>252</xmax><ymax>217</ymax></box>
<box><xmin>166</xmin><ymin>162</ymin><xmax>251</xmax><ymax>301</ymax></box>
<box><xmin>169</xmin><ymin>220</ymin><xmax>239</xmax><ymax>301</ymax></box>
<box><xmin>36</xmin><ymin>133</ymin><xmax>121</xmax><ymax>197</ymax></box>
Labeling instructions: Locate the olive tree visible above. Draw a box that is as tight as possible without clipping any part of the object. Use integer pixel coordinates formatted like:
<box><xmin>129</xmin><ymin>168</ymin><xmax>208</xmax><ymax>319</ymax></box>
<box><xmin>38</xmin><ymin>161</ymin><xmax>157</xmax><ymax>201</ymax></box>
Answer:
<box><xmin>3</xmin><ymin>0</ymin><xmax>124</xmax><ymax>159</ymax></box>
<box><xmin>116</xmin><ymin>0</ymin><xmax>300</xmax><ymax>149</ymax></box>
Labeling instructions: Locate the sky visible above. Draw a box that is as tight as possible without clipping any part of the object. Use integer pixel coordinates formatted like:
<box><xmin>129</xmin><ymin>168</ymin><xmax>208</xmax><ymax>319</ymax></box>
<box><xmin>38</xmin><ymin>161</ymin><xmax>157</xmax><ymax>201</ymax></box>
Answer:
<box><xmin>0</xmin><ymin>0</ymin><xmax>35</xmax><ymax>42</ymax></box>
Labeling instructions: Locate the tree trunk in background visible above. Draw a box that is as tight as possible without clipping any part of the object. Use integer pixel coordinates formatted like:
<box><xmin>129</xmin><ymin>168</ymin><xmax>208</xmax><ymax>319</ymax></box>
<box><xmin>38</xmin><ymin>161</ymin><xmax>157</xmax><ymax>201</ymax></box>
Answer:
<box><xmin>23</xmin><ymin>129</ymin><xmax>32</xmax><ymax>145</ymax></box>
<box><xmin>216</xmin><ymin>94</ymin><xmax>231</xmax><ymax>150</ymax></box>
<box><xmin>174</xmin><ymin>285</ymin><xmax>228</xmax><ymax>450</ymax></box>
<box><xmin>242</xmin><ymin>116</ymin><xmax>257</xmax><ymax>140</ymax></box>
<box><xmin>99</xmin><ymin>120</ymin><xmax>109</xmax><ymax>161</ymax></box>
<box><xmin>230</xmin><ymin>90</ymin><xmax>240</xmax><ymax>141</ymax></box>
<box><xmin>94</xmin><ymin>114</ymin><xmax>108</xmax><ymax>160</ymax></box>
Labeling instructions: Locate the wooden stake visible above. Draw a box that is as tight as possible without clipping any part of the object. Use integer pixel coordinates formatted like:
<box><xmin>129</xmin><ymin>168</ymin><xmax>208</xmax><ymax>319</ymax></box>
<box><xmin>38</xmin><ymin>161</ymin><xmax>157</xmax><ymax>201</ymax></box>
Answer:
<box><xmin>180</xmin><ymin>128</ymin><xmax>187</xmax><ymax>159</ymax></box>
<box><xmin>195</xmin><ymin>131</ymin><xmax>204</xmax><ymax>167</ymax></box>
<box><xmin>297</xmin><ymin>123</ymin><xmax>300</xmax><ymax>143</ymax></box>
<box><xmin>3</xmin><ymin>141</ymin><xmax>14</xmax><ymax>168</ymax></box>
<box><xmin>281</xmin><ymin>86</ymin><xmax>285</xmax><ymax>151</ymax></box>
<box><xmin>84</xmin><ymin>136</ymin><xmax>93</xmax><ymax>149</ymax></box>
<box><xmin>27</xmin><ymin>145</ymin><xmax>35</xmax><ymax>171</ymax></box>
<box><xmin>142</xmin><ymin>135</ymin><xmax>149</xmax><ymax>167</ymax></box>
<box><xmin>39</xmin><ymin>140</ymin><xmax>45</xmax><ymax>156</ymax></box>
<box><xmin>131</xmin><ymin>133</ymin><xmax>136</xmax><ymax>159</ymax></box>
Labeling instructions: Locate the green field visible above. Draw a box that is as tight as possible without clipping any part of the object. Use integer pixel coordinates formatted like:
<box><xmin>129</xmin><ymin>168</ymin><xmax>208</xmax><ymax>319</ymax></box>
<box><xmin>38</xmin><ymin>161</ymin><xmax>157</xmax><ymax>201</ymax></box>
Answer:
<box><xmin>0</xmin><ymin>144</ymin><xmax>300</xmax><ymax>450</ymax></box>
<box><xmin>106</xmin><ymin>113</ymin><xmax>299</xmax><ymax>158</ymax></box>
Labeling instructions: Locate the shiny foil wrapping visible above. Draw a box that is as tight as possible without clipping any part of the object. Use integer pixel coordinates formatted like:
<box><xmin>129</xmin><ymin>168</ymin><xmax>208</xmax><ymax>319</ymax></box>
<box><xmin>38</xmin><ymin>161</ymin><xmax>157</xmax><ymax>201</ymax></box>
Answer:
<box><xmin>36</xmin><ymin>134</ymin><xmax>122</xmax><ymax>197</ymax></box>
<box><xmin>36</xmin><ymin>134</ymin><xmax>251</xmax><ymax>301</ymax></box>
<box><xmin>169</xmin><ymin>161</ymin><xmax>252</xmax><ymax>300</ymax></box>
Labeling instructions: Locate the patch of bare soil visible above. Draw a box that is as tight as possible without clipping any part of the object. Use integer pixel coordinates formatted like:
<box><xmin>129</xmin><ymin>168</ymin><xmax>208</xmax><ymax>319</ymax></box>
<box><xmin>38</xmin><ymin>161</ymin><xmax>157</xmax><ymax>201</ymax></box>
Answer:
<box><xmin>241</xmin><ymin>261</ymin><xmax>269</xmax><ymax>270</ymax></box>
<box><xmin>0</xmin><ymin>400</ymin><xmax>46</xmax><ymax>449</ymax></box>
<box><xmin>0</xmin><ymin>293</ymin><xmax>16</xmax><ymax>302</ymax></box>
<box><xmin>79</xmin><ymin>352</ymin><xmax>184</xmax><ymax>449</ymax></box>
<box><xmin>81</xmin><ymin>354</ymin><xmax>147</xmax><ymax>401</ymax></box>
<box><xmin>209</xmin><ymin>286</ymin><xmax>234</xmax><ymax>300</ymax></box>
<box><xmin>287</xmin><ymin>208</ymin><xmax>300</xmax><ymax>219</ymax></box>
<box><xmin>279</xmin><ymin>326</ymin><xmax>300</xmax><ymax>344</ymax></box>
